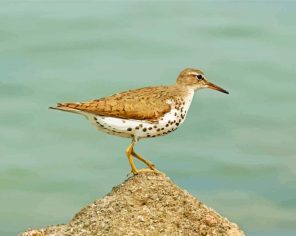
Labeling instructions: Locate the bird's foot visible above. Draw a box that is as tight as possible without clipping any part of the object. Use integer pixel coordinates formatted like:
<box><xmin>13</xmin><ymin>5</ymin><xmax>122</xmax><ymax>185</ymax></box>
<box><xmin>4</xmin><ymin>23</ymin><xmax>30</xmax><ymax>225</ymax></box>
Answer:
<box><xmin>147</xmin><ymin>163</ymin><xmax>156</xmax><ymax>171</ymax></box>
<box><xmin>136</xmin><ymin>168</ymin><xmax>164</xmax><ymax>175</ymax></box>
<box><xmin>127</xmin><ymin>168</ymin><xmax>165</xmax><ymax>177</ymax></box>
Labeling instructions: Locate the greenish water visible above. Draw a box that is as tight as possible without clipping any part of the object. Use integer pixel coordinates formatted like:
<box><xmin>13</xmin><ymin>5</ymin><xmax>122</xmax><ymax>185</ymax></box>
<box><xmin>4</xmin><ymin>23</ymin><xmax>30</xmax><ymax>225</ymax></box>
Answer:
<box><xmin>0</xmin><ymin>1</ymin><xmax>295</xmax><ymax>235</ymax></box>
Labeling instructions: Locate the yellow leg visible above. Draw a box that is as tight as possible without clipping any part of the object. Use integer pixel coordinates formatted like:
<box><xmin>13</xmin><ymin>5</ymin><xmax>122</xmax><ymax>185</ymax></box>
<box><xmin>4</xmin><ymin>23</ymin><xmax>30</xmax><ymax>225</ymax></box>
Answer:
<box><xmin>126</xmin><ymin>139</ymin><xmax>159</xmax><ymax>175</ymax></box>
<box><xmin>131</xmin><ymin>149</ymin><xmax>156</xmax><ymax>170</ymax></box>
<box><xmin>125</xmin><ymin>141</ymin><xmax>138</xmax><ymax>174</ymax></box>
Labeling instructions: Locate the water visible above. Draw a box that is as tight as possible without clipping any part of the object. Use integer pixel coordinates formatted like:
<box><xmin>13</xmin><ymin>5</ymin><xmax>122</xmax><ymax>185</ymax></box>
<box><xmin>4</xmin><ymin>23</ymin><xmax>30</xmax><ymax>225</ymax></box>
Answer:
<box><xmin>0</xmin><ymin>1</ymin><xmax>295</xmax><ymax>235</ymax></box>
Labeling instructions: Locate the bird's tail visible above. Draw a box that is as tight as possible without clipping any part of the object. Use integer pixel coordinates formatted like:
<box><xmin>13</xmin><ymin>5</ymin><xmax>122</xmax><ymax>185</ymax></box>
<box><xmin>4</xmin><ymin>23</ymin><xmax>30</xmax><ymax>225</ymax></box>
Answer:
<box><xmin>49</xmin><ymin>102</ymin><xmax>83</xmax><ymax>114</ymax></box>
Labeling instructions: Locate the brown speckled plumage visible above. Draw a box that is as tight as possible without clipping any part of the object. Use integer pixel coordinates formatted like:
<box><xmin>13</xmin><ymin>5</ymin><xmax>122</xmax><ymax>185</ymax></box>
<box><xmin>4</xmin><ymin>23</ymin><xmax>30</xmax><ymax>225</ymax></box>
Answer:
<box><xmin>57</xmin><ymin>85</ymin><xmax>188</xmax><ymax>122</ymax></box>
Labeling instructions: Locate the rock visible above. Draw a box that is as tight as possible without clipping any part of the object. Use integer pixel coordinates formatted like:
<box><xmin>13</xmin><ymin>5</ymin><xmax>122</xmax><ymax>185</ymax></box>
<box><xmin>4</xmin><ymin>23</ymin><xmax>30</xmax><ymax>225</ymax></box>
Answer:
<box><xmin>20</xmin><ymin>172</ymin><xmax>244</xmax><ymax>236</ymax></box>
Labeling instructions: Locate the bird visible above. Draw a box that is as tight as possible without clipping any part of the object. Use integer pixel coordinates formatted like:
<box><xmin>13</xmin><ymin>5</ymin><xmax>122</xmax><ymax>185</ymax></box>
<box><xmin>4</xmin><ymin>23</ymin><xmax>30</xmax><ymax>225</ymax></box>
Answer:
<box><xmin>50</xmin><ymin>68</ymin><xmax>229</xmax><ymax>174</ymax></box>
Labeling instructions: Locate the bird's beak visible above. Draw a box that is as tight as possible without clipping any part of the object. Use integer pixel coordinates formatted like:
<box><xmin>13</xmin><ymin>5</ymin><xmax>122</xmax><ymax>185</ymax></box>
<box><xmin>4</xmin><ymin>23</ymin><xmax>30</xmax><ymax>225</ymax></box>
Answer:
<box><xmin>206</xmin><ymin>82</ymin><xmax>229</xmax><ymax>94</ymax></box>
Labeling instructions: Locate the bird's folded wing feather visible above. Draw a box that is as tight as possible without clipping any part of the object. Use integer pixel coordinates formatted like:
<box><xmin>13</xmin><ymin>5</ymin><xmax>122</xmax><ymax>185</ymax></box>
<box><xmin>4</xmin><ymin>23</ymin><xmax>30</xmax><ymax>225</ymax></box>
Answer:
<box><xmin>56</xmin><ymin>86</ymin><xmax>182</xmax><ymax>121</ymax></box>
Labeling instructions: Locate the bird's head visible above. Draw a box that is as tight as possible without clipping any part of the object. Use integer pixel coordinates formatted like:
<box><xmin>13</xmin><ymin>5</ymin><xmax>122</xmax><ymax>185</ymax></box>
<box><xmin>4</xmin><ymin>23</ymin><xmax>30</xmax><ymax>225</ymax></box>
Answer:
<box><xmin>176</xmin><ymin>68</ymin><xmax>229</xmax><ymax>94</ymax></box>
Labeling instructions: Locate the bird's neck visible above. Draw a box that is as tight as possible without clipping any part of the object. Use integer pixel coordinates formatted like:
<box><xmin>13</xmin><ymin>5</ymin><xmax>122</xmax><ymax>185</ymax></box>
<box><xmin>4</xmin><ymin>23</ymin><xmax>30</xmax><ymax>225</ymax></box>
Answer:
<box><xmin>174</xmin><ymin>83</ymin><xmax>195</xmax><ymax>95</ymax></box>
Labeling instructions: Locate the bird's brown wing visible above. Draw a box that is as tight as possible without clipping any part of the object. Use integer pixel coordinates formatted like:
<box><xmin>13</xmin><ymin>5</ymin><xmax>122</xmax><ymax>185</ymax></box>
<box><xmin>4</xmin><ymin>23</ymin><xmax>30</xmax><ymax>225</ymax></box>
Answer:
<box><xmin>55</xmin><ymin>86</ymin><xmax>183</xmax><ymax>121</ymax></box>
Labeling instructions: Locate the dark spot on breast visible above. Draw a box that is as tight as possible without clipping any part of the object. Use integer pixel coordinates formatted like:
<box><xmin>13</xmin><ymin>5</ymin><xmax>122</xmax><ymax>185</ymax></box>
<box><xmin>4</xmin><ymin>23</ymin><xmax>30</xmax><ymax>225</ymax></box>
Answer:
<box><xmin>153</xmin><ymin>125</ymin><xmax>157</xmax><ymax>128</ymax></box>
<box><xmin>179</xmin><ymin>119</ymin><xmax>182</xmax><ymax>123</ymax></box>
<box><xmin>165</xmin><ymin>124</ymin><xmax>169</xmax><ymax>127</ymax></box>
<box><xmin>152</xmin><ymin>135</ymin><xmax>156</xmax><ymax>137</ymax></box>
<box><xmin>181</xmin><ymin>114</ymin><xmax>184</xmax><ymax>119</ymax></box>
<box><xmin>176</xmin><ymin>123</ymin><xmax>179</xmax><ymax>126</ymax></box>
<box><xmin>157</xmin><ymin>128</ymin><xmax>160</xmax><ymax>131</ymax></box>
<box><xmin>174</xmin><ymin>112</ymin><xmax>177</xmax><ymax>116</ymax></box>
<box><xmin>127</xmin><ymin>128</ymin><xmax>132</xmax><ymax>131</ymax></box>
<box><xmin>135</xmin><ymin>126</ymin><xmax>139</xmax><ymax>130</ymax></box>
<box><xmin>148</xmin><ymin>127</ymin><xmax>152</xmax><ymax>130</ymax></box>
<box><xmin>147</xmin><ymin>135</ymin><xmax>151</xmax><ymax>137</ymax></box>
<box><xmin>161</xmin><ymin>128</ymin><xmax>164</xmax><ymax>130</ymax></box>
<box><xmin>143</xmin><ymin>128</ymin><xmax>147</xmax><ymax>132</ymax></box>
<box><xmin>139</xmin><ymin>124</ymin><xmax>143</xmax><ymax>128</ymax></box>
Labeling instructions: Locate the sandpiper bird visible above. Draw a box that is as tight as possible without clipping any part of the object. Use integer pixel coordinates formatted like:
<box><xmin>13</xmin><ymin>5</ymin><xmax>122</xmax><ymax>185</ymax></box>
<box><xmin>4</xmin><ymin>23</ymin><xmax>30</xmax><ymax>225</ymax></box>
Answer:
<box><xmin>50</xmin><ymin>68</ymin><xmax>228</xmax><ymax>174</ymax></box>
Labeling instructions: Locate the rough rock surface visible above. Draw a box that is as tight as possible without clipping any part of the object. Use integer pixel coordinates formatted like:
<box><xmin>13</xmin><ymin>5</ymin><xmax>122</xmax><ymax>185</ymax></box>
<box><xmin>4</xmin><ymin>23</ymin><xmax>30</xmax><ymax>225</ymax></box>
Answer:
<box><xmin>21</xmin><ymin>172</ymin><xmax>244</xmax><ymax>236</ymax></box>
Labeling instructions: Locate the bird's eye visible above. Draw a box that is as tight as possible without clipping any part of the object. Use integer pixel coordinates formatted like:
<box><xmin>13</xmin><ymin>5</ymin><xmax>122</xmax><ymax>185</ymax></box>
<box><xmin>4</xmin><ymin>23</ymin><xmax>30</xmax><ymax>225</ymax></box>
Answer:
<box><xmin>196</xmin><ymin>74</ymin><xmax>204</xmax><ymax>80</ymax></box>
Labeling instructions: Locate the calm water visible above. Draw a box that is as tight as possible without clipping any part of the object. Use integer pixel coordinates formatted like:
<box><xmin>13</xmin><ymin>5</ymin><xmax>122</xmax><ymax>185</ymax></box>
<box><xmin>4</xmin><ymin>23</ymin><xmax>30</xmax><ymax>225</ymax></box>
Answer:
<box><xmin>0</xmin><ymin>1</ymin><xmax>295</xmax><ymax>235</ymax></box>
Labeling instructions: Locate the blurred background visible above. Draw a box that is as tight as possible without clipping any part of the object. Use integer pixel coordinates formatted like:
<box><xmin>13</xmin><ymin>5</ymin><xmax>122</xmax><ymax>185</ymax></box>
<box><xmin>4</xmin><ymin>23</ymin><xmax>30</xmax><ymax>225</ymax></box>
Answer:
<box><xmin>0</xmin><ymin>1</ymin><xmax>295</xmax><ymax>235</ymax></box>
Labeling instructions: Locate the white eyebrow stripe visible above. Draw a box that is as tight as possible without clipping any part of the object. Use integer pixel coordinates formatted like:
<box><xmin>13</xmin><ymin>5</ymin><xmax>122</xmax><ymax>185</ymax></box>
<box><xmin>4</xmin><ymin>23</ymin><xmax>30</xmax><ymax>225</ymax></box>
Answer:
<box><xmin>188</xmin><ymin>72</ymin><xmax>198</xmax><ymax>76</ymax></box>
